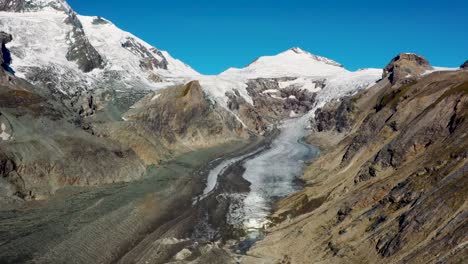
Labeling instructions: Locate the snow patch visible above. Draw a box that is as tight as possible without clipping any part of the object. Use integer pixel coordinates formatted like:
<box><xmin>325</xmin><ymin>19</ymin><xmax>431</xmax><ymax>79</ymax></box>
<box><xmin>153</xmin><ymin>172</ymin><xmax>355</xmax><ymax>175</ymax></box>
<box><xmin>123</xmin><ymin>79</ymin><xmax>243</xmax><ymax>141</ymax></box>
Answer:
<box><xmin>422</xmin><ymin>66</ymin><xmax>460</xmax><ymax>76</ymax></box>
<box><xmin>0</xmin><ymin>123</ymin><xmax>11</xmax><ymax>141</ymax></box>
<box><xmin>262</xmin><ymin>89</ymin><xmax>280</xmax><ymax>94</ymax></box>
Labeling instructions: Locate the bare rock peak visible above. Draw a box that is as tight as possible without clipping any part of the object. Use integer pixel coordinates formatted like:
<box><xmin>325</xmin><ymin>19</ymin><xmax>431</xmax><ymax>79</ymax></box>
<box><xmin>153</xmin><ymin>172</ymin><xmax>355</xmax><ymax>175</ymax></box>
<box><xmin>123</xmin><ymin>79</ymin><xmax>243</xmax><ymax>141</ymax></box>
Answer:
<box><xmin>383</xmin><ymin>53</ymin><xmax>432</xmax><ymax>84</ymax></box>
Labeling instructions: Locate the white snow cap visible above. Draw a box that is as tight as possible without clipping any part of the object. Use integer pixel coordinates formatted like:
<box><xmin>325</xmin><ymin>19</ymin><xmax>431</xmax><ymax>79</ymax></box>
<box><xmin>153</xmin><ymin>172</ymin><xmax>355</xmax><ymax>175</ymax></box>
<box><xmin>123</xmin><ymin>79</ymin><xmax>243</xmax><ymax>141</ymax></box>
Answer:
<box><xmin>221</xmin><ymin>47</ymin><xmax>347</xmax><ymax>79</ymax></box>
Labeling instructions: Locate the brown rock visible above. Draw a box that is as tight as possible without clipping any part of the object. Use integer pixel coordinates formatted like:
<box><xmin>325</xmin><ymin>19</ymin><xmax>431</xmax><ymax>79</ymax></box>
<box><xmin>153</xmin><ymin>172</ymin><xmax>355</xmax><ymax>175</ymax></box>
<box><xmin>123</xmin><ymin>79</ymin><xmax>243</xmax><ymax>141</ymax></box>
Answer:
<box><xmin>382</xmin><ymin>53</ymin><xmax>432</xmax><ymax>84</ymax></box>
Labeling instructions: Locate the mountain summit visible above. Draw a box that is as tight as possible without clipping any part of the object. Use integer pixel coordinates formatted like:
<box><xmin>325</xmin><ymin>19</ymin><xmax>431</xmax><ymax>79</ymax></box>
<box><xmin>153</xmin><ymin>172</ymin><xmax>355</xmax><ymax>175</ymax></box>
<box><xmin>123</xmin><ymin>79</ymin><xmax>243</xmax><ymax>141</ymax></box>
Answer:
<box><xmin>221</xmin><ymin>47</ymin><xmax>347</xmax><ymax>79</ymax></box>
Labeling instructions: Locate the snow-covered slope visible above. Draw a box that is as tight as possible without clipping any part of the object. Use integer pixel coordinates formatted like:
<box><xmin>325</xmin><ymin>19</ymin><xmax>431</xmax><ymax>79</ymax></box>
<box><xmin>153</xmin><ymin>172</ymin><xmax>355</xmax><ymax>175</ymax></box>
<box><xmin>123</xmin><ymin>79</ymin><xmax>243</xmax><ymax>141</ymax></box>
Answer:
<box><xmin>221</xmin><ymin>47</ymin><xmax>348</xmax><ymax>79</ymax></box>
<box><xmin>0</xmin><ymin>1</ymin><xmax>198</xmax><ymax>96</ymax></box>
<box><xmin>78</xmin><ymin>15</ymin><xmax>198</xmax><ymax>81</ymax></box>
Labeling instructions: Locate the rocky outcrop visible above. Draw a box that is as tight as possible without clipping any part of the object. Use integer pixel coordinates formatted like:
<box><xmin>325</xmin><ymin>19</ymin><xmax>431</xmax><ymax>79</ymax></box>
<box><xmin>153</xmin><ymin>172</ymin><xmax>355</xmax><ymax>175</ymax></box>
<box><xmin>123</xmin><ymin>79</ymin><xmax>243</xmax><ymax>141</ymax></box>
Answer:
<box><xmin>226</xmin><ymin>89</ymin><xmax>268</xmax><ymax>133</ymax></box>
<box><xmin>122</xmin><ymin>37</ymin><xmax>169</xmax><ymax>71</ymax></box>
<box><xmin>63</xmin><ymin>8</ymin><xmax>104</xmax><ymax>72</ymax></box>
<box><xmin>382</xmin><ymin>53</ymin><xmax>432</xmax><ymax>84</ymax></box>
<box><xmin>246</xmin><ymin>78</ymin><xmax>319</xmax><ymax>120</ymax></box>
<box><xmin>246</xmin><ymin>64</ymin><xmax>468</xmax><ymax>264</ymax></box>
<box><xmin>314</xmin><ymin>96</ymin><xmax>355</xmax><ymax>133</ymax></box>
<box><xmin>461</xmin><ymin>60</ymin><xmax>468</xmax><ymax>69</ymax></box>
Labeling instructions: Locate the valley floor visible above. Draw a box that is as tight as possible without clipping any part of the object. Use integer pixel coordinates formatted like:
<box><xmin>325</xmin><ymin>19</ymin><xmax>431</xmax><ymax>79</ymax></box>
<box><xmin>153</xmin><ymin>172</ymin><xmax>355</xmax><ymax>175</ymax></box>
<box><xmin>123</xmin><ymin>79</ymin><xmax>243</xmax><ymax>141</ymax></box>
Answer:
<box><xmin>0</xmin><ymin>139</ymin><xmax>265</xmax><ymax>264</ymax></box>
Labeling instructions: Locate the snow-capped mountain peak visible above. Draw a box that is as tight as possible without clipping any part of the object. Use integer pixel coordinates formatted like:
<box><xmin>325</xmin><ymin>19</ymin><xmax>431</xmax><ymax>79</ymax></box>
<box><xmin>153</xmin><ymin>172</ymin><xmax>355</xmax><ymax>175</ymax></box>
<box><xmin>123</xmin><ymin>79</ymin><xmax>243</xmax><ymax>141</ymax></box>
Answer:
<box><xmin>0</xmin><ymin>0</ymin><xmax>199</xmax><ymax>95</ymax></box>
<box><xmin>220</xmin><ymin>47</ymin><xmax>348</xmax><ymax>79</ymax></box>
<box><xmin>287</xmin><ymin>47</ymin><xmax>343</xmax><ymax>67</ymax></box>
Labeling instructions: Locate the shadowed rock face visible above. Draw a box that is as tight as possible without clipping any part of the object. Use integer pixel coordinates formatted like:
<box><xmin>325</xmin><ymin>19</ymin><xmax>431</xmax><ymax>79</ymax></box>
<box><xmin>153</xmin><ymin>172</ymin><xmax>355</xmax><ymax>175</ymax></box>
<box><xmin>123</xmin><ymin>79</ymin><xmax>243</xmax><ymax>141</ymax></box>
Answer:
<box><xmin>0</xmin><ymin>31</ymin><xmax>13</xmax><ymax>73</ymax></box>
<box><xmin>461</xmin><ymin>60</ymin><xmax>468</xmax><ymax>69</ymax></box>
<box><xmin>383</xmin><ymin>53</ymin><xmax>432</xmax><ymax>84</ymax></box>
<box><xmin>65</xmin><ymin>13</ymin><xmax>104</xmax><ymax>73</ymax></box>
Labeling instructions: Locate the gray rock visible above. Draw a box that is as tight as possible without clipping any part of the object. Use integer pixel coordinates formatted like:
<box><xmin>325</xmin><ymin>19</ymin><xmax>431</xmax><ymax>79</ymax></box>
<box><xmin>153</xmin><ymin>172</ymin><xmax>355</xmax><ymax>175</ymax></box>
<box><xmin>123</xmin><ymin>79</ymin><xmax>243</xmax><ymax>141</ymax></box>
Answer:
<box><xmin>121</xmin><ymin>37</ymin><xmax>168</xmax><ymax>70</ymax></box>
<box><xmin>64</xmin><ymin>13</ymin><xmax>104</xmax><ymax>73</ymax></box>
<box><xmin>314</xmin><ymin>96</ymin><xmax>355</xmax><ymax>133</ymax></box>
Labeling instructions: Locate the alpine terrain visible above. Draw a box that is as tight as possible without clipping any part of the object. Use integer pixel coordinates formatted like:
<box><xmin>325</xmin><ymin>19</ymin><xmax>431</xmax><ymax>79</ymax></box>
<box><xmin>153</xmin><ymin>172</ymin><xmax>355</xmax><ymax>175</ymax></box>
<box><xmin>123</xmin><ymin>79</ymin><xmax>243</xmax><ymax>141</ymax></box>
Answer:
<box><xmin>0</xmin><ymin>1</ymin><xmax>466</xmax><ymax>263</ymax></box>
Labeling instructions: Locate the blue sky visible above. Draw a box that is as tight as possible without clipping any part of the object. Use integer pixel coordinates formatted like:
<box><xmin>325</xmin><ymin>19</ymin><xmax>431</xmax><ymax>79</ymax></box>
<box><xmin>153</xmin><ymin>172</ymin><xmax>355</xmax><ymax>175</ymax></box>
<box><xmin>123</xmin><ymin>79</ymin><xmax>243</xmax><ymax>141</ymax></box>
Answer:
<box><xmin>68</xmin><ymin>0</ymin><xmax>468</xmax><ymax>74</ymax></box>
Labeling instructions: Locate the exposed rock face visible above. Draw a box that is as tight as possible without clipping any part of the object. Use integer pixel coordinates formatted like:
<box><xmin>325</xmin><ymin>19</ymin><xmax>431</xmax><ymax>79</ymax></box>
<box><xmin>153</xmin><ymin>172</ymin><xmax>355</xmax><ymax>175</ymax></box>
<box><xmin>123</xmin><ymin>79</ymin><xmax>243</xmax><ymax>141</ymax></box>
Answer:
<box><xmin>314</xmin><ymin>96</ymin><xmax>355</xmax><ymax>133</ymax></box>
<box><xmin>64</xmin><ymin>13</ymin><xmax>104</xmax><ymax>72</ymax></box>
<box><xmin>246</xmin><ymin>78</ymin><xmax>319</xmax><ymax>120</ymax></box>
<box><xmin>461</xmin><ymin>60</ymin><xmax>468</xmax><ymax>69</ymax></box>
<box><xmin>246</xmin><ymin>67</ymin><xmax>468</xmax><ymax>263</ymax></box>
<box><xmin>382</xmin><ymin>53</ymin><xmax>432</xmax><ymax>84</ymax></box>
<box><xmin>121</xmin><ymin>37</ymin><xmax>169</xmax><ymax>71</ymax></box>
<box><xmin>226</xmin><ymin>89</ymin><xmax>268</xmax><ymax>133</ymax></box>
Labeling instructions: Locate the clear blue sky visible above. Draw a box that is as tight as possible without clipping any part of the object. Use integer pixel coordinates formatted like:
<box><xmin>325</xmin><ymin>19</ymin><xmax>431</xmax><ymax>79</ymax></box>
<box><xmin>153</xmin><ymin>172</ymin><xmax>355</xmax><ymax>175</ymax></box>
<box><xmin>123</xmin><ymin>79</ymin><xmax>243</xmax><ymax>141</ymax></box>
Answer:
<box><xmin>68</xmin><ymin>0</ymin><xmax>468</xmax><ymax>74</ymax></box>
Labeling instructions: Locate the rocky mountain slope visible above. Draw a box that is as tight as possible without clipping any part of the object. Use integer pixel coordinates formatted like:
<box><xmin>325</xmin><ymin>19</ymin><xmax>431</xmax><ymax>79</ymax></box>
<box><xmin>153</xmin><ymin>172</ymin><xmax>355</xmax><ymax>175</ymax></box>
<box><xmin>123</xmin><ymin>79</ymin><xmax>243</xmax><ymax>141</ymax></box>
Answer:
<box><xmin>244</xmin><ymin>54</ymin><xmax>467</xmax><ymax>263</ymax></box>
